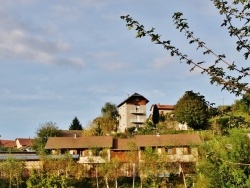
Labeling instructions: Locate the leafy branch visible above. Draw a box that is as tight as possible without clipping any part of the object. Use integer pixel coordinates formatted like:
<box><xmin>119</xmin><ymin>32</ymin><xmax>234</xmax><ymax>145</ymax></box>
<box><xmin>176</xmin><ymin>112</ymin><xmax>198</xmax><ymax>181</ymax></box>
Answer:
<box><xmin>121</xmin><ymin>1</ymin><xmax>250</xmax><ymax>96</ymax></box>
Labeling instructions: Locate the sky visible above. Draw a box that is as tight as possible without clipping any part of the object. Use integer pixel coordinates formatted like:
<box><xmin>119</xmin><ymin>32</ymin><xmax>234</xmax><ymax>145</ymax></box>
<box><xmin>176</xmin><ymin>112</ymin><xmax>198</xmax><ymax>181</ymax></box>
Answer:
<box><xmin>0</xmin><ymin>0</ymin><xmax>246</xmax><ymax>140</ymax></box>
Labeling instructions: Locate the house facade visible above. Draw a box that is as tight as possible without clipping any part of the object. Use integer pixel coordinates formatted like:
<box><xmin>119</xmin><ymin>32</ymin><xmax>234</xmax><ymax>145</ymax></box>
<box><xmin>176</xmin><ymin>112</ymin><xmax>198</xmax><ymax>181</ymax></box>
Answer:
<box><xmin>117</xmin><ymin>93</ymin><xmax>149</xmax><ymax>132</ymax></box>
<box><xmin>45</xmin><ymin>135</ymin><xmax>113</xmax><ymax>163</ymax></box>
<box><xmin>45</xmin><ymin>133</ymin><xmax>201</xmax><ymax>175</ymax></box>
<box><xmin>150</xmin><ymin>104</ymin><xmax>175</xmax><ymax>116</ymax></box>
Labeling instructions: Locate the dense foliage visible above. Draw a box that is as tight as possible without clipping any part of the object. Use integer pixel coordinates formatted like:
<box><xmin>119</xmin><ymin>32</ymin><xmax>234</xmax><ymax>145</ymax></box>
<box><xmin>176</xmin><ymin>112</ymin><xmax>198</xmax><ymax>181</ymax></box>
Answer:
<box><xmin>32</xmin><ymin>121</ymin><xmax>60</xmax><ymax>154</ymax></box>
<box><xmin>152</xmin><ymin>104</ymin><xmax>160</xmax><ymax>126</ymax></box>
<box><xmin>69</xmin><ymin>117</ymin><xmax>83</xmax><ymax>130</ymax></box>
<box><xmin>174</xmin><ymin>91</ymin><xmax>209</xmax><ymax>130</ymax></box>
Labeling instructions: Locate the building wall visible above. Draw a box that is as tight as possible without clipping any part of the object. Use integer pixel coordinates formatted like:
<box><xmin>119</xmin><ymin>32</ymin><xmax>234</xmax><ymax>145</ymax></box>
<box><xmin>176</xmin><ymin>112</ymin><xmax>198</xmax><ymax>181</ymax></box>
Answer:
<box><xmin>118</xmin><ymin>101</ymin><xmax>147</xmax><ymax>132</ymax></box>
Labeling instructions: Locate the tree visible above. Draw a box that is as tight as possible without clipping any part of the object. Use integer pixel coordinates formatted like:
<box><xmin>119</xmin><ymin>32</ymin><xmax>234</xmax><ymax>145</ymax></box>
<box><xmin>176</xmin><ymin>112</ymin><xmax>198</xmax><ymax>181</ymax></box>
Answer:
<box><xmin>174</xmin><ymin>91</ymin><xmax>209</xmax><ymax>130</ymax></box>
<box><xmin>1</xmin><ymin>157</ymin><xmax>25</xmax><ymax>188</ymax></box>
<box><xmin>69</xmin><ymin>117</ymin><xmax>83</xmax><ymax>130</ymax></box>
<box><xmin>121</xmin><ymin>0</ymin><xmax>250</xmax><ymax>97</ymax></box>
<box><xmin>197</xmin><ymin>128</ymin><xmax>250</xmax><ymax>187</ymax></box>
<box><xmin>87</xmin><ymin>102</ymin><xmax>119</xmax><ymax>135</ymax></box>
<box><xmin>152</xmin><ymin>104</ymin><xmax>160</xmax><ymax>126</ymax></box>
<box><xmin>101</xmin><ymin>102</ymin><xmax>119</xmax><ymax>120</ymax></box>
<box><xmin>32</xmin><ymin>121</ymin><xmax>60</xmax><ymax>154</ymax></box>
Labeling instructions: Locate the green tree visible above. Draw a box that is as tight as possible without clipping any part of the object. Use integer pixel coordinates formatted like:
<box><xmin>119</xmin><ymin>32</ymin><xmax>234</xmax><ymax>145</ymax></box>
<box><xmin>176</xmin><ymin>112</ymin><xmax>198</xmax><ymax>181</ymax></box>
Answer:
<box><xmin>1</xmin><ymin>157</ymin><xmax>25</xmax><ymax>188</ymax></box>
<box><xmin>32</xmin><ymin>121</ymin><xmax>60</xmax><ymax>154</ymax></box>
<box><xmin>197</xmin><ymin>128</ymin><xmax>250</xmax><ymax>187</ymax></box>
<box><xmin>121</xmin><ymin>0</ymin><xmax>250</xmax><ymax>97</ymax></box>
<box><xmin>152</xmin><ymin>104</ymin><xmax>160</xmax><ymax>126</ymax></box>
<box><xmin>93</xmin><ymin>122</ymin><xmax>103</xmax><ymax>136</ymax></box>
<box><xmin>174</xmin><ymin>91</ymin><xmax>209</xmax><ymax>130</ymax></box>
<box><xmin>101</xmin><ymin>102</ymin><xmax>119</xmax><ymax>120</ymax></box>
<box><xmin>88</xmin><ymin>102</ymin><xmax>119</xmax><ymax>135</ymax></box>
<box><xmin>69</xmin><ymin>117</ymin><xmax>83</xmax><ymax>130</ymax></box>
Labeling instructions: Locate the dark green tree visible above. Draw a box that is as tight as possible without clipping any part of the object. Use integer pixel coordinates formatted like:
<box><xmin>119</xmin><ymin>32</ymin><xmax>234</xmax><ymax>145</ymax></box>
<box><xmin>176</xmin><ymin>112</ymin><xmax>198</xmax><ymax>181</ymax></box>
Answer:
<box><xmin>152</xmin><ymin>104</ymin><xmax>160</xmax><ymax>126</ymax></box>
<box><xmin>121</xmin><ymin>0</ymin><xmax>250</xmax><ymax>97</ymax></box>
<box><xmin>32</xmin><ymin>121</ymin><xmax>60</xmax><ymax>154</ymax></box>
<box><xmin>69</xmin><ymin>117</ymin><xmax>83</xmax><ymax>130</ymax></box>
<box><xmin>174</xmin><ymin>91</ymin><xmax>209</xmax><ymax>130</ymax></box>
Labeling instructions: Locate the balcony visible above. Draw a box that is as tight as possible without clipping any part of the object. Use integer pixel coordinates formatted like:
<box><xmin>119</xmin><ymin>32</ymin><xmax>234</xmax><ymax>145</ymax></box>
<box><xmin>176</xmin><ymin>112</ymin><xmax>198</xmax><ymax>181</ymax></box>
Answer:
<box><xmin>130</xmin><ymin>119</ymin><xmax>145</xmax><ymax>124</ymax></box>
<box><xmin>130</xmin><ymin>110</ymin><xmax>145</xmax><ymax>114</ymax></box>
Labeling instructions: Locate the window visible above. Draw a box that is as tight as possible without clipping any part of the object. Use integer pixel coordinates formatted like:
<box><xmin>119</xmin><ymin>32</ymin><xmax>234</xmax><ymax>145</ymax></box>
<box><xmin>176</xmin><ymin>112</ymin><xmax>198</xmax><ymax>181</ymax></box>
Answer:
<box><xmin>135</xmin><ymin>105</ymin><xmax>140</xmax><ymax>112</ymax></box>
<box><xmin>166</xmin><ymin>147</ymin><xmax>176</xmax><ymax>155</ymax></box>
<box><xmin>183</xmin><ymin>147</ymin><xmax>191</xmax><ymax>155</ymax></box>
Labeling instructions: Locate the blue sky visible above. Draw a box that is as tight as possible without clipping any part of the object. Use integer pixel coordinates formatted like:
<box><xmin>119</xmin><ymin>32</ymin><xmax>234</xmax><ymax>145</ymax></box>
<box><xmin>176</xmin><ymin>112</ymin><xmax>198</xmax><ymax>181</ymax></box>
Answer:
<box><xmin>0</xmin><ymin>0</ymin><xmax>245</xmax><ymax>139</ymax></box>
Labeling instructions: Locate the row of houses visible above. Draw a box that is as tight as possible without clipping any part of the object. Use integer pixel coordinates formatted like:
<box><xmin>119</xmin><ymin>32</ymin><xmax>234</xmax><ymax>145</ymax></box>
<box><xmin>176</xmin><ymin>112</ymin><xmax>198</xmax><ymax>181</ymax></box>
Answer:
<box><xmin>0</xmin><ymin>133</ymin><xmax>201</xmax><ymax>176</ymax></box>
<box><xmin>0</xmin><ymin>92</ymin><xmax>196</xmax><ymax>177</ymax></box>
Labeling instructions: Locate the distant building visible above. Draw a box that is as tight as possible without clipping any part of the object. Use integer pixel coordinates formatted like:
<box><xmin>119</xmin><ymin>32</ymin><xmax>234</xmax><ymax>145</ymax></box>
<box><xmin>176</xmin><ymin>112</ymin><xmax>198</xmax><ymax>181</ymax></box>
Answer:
<box><xmin>117</xmin><ymin>93</ymin><xmax>149</xmax><ymax>132</ymax></box>
<box><xmin>150</xmin><ymin>103</ymin><xmax>175</xmax><ymax>116</ymax></box>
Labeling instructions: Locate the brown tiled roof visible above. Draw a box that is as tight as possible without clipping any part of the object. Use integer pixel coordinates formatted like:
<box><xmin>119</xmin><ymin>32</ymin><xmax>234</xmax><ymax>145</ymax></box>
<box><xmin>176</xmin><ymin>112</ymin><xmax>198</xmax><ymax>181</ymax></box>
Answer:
<box><xmin>135</xmin><ymin>134</ymin><xmax>201</xmax><ymax>147</ymax></box>
<box><xmin>16</xmin><ymin>138</ymin><xmax>34</xmax><ymax>147</ymax></box>
<box><xmin>45</xmin><ymin>136</ymin><xmax>113</xmax><ymax>149</ymax></box>
<box><xmin>112</xmin><ymin>138</ymin><xmax>136</xmax><ymax>150</ymax></box>
<box><xmin>150</xmin><ymin>104</ymin><xmax>175</xmax><ymax>111</ymax></box>
<box><xmin>0</xmin><ymin>140</ymin><xmax>16</xmax><ymax>148</ymax></box>
<box><xmin>117</xmin><ymin>93</ymin><xmax>149</xmax><ymax>107</ymax></box>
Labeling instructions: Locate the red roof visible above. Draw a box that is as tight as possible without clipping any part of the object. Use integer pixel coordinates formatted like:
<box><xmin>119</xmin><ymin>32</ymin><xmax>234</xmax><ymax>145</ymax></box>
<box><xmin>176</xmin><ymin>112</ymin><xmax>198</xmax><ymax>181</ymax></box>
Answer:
<box><xmin>16</xmin><ymin>138</ymin><xmax>34</xmax><ymax>147</ymax></box>
<box><xmin>0</xmin><ymin>140</ymin><xmax>16</xmax><ymax>148</ymax></box>
<box><xmin>150</xmin><ymin>104</ymin><xmax>175</xmax><ymax>111</ymax></box>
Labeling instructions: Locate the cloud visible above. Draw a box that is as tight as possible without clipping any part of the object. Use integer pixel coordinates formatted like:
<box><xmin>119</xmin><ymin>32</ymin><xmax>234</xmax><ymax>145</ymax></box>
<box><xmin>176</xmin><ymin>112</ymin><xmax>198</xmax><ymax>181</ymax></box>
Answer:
<box><xmin>0</xmin><ymin>3</ymin><xmax>85</xmax><ymax>68</ymax></box>
<box><xmin>0</xmin><ymin>88</ymin><xmax>63</xmax><ymax>101</ymax></box>
<box><xmin>93</xmin><ymin>51</ymin><xmax>128</xmax><ymax>71</ymax></box>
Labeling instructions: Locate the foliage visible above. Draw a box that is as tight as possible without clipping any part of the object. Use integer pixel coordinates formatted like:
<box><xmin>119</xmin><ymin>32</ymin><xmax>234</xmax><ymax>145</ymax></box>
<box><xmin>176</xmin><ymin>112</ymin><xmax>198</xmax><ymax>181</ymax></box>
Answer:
<box><xmin>174</xmin><ymin>91</ymin><xmax>209</xmax><ymax>130</ymax></box>
<box><xmin>86</xmin><ymin>102</ymin><xmax>119</xmax><ymax>135</ymax></box>
<box><xmin>0</xmin><ymin>157</ymin><xmax>25</xmax><ymax>188</ymax></box>
<box><xmin>92</xmin><ymin>122</ymin><xmax>104</xmax><ymax>136</ymax></box>
<box><xmin>139</xmin><ymin>147</ymin><xmax>169</xmax><ymax>188</ymax></box>
<box><xmin>101</xmin><ymin>102</ymin><xmax>119</xmax><ymax>120</ymax></box>
<box><xmin>152</xmin><ymin>104</ymin><xmax>160</xmax><ymax>126</ymax></box>
<box><xmin>121</xmin><ymin>1</ymin><xmax>250</xmax><ymax>97</ymax></box>
<box><xmin>32</xmin><ymin>121</ymin><xmax>60</xmax><ymax>154</ymax></box>
<box><xmin>98</xmin><ymin>157</ymin><xmax>123</xmax><ymax>188</ymax></box>
<box><xmin>197</xmin><ymin>128</ymin><xmax>250</xmax><ymax>188</ymax></box>
<box><xmin>69</xmin><ymin>117</ymin><xmax>83</xmax><ymax>130</ymax></box>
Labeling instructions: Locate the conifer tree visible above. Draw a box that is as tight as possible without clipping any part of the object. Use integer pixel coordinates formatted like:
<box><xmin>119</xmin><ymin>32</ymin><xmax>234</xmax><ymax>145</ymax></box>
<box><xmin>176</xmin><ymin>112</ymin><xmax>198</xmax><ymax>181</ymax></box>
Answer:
<box><xmin>69</xmin><ymin>117</ymin><xmax>83</xmax><ymax>130</ymax></box>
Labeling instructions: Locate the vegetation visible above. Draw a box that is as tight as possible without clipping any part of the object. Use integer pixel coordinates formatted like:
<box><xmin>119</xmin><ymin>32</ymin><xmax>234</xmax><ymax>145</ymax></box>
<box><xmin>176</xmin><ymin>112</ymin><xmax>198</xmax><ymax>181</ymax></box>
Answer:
<box><xmin>84</xmin><ymin>102</ymin><xmax>119</xmax><ymax>136</ymax></box>
<box><xmin>32</xmin><ymin>121</ymin><xmax>61</xmax><ymax>154</ymax></box>
<box><xmin>2</xmin><ymin>1</ymin><xmax>250</xmax><ymax>187</ymax></box>
<box><xmin>152</xmin><ymin>104</ymin><xmax>160</xmax><ymax>127</ymax></box>
<box><xmin>69</xmin><ymin>117</ymin><xmax>83</xmax><ymax>130</ymax></box>
<box><xmin>174</xmin><ymin>90</ymin><xmax>210</xmax><ymax>130</ymax></box>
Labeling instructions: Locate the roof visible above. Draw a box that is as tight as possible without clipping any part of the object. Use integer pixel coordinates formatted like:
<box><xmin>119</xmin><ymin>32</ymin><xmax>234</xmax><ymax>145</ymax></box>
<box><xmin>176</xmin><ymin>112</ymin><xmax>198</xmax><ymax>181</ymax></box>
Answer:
<box><xmin>135</xmin><ymin>134</ymin><xmax>201</xmax><ymax>147</ymax></box>
<box><xmin>112</xmin><ymin>138</ymin><xmax>136</xmax><ymax>150</ymax></box>
<box><xmin>16</xmin><ymin>138</ymin><xmax>34</xmax><ymax>147</ymax></box>
<box><xmin>117</xmin><ymin>93</ymin><xmax>149</xmax><ymax>107</ymax></box>
<box><xmin>150</xmin><ymin>104</ymin><xmax>175</xmax><ymax>111</ymax></box>
<box><xmin>45</xmin><ymin>136</ymin><xmax>113</xmax><ymax>149</ymax></box>
<box><xmin>0</xmin><ymin>140</ymin><xmax>16</xmax><ymax>148</ymax></box>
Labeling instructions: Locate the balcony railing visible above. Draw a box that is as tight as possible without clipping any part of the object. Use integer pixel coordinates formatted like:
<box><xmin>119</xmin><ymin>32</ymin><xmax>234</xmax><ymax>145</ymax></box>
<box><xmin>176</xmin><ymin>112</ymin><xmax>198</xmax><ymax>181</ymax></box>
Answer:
<box><xmin>130</xmin><ymin>119</ymin><xmax>145</xmax><ymax>124</ymax></box>
<box><xmin>130</xmin><ymin>110</ymin><xmax>145</xmax><ymax>114</ymax></box>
